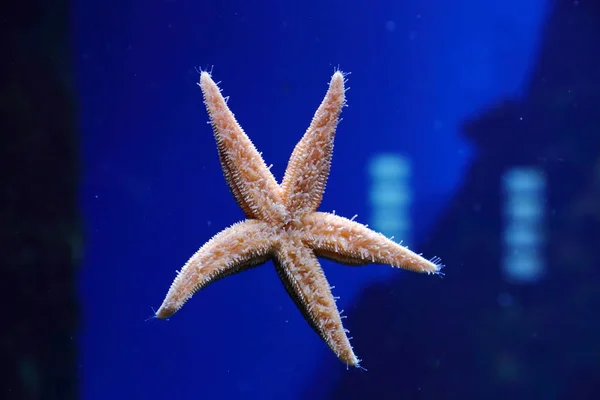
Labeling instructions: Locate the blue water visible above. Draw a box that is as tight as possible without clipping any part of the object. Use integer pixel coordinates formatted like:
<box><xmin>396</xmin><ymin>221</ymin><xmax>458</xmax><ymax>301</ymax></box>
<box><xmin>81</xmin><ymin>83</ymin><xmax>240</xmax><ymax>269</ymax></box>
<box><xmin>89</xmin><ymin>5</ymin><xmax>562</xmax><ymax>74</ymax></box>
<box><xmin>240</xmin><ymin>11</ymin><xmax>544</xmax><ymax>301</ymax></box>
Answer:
<box><xmin>74</xmin><ymin>0</ymin><xmax>547</xmax><ymax>398</ymax></box>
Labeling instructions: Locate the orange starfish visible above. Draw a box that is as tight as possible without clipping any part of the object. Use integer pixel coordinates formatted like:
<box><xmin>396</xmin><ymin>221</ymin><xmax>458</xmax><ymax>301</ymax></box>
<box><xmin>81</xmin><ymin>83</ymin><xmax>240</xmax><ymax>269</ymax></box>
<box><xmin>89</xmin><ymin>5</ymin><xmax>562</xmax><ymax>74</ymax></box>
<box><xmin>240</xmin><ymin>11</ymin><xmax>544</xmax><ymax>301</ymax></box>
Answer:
<box><xmin>156</xmin><ymin>70</ymin><xmax>443</xmax><ymax>367</ymax></box>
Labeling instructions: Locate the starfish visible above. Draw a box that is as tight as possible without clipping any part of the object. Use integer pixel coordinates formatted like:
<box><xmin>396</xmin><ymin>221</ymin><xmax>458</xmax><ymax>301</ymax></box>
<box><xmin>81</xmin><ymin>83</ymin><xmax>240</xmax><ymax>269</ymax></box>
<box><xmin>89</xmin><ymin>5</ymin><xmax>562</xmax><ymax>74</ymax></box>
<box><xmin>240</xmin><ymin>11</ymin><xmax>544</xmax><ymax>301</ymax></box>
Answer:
<box><xmin>155</xmin><ymin>70</ymin><xmax>443</xmax><ymax>367</ymax></box>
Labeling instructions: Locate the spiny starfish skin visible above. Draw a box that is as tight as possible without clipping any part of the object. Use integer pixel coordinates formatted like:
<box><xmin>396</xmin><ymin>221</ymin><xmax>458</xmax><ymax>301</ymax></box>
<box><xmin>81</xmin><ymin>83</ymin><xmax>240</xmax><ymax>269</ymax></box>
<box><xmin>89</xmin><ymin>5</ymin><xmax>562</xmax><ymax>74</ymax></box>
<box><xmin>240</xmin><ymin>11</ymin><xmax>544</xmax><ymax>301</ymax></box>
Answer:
<box><xmin>156</xmin><ymin>70</ymin><xmax>443</xmax><ymax>367</ymax></box>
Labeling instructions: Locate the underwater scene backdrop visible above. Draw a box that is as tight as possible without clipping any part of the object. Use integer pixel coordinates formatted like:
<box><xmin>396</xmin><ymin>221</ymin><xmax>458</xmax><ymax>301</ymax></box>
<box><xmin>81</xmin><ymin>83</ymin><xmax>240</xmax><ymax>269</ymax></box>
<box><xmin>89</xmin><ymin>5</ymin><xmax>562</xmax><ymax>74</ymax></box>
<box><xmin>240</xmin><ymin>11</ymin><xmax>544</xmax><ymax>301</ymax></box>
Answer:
<box><xmin>2</xmin><ymin>0</ymin><xmax>599</xmax><ymax>399</ymax></box>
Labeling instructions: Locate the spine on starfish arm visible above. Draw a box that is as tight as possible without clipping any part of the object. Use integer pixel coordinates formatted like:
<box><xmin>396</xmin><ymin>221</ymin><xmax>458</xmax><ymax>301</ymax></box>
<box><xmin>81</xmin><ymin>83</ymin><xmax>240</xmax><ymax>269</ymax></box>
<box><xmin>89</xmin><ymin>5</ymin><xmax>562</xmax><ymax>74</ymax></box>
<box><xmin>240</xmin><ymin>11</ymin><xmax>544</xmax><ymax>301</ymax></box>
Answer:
<box><xmin>198</xmin><ymin>70</ymin><xmax>289</xmax><ymax>225</ymax></box>
<box><xmin>155</xmin><ymin>220</ymin><xmax>276</xmax><ymax>319</ymax></box>
<box><xmin>280</xmin><ymin>70</ymin><xmax>348</xmax><ymax>217</ymax></box>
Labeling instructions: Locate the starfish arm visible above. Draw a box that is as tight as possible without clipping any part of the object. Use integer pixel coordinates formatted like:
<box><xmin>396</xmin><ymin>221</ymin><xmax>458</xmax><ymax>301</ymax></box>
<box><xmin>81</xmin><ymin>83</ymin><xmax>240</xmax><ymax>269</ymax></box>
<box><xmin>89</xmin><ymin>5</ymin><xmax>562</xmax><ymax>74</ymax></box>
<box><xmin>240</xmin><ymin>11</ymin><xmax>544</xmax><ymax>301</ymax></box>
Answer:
<box><xmin>274</xmin><ymin>239</ymin><xmax>360</xmax><ymax>367</ymax></box>
<box><xmin>156</xmin><ymin>219</ymin><xmax>276</xmax><ymax>319</ymax></box>
<box><xmin>302</xmin><ymin>212</ymin><xmax>443</xmax><ymax>274</ymax></box>
<box><xmin>280</xmin><ymin>71</ymin><xmax>346</xmax><ymax>217</ymax></box>
<box><xmin>199</xmin><ymin>72</ymin><xmax>287</xmax><ymax>223</ymax></box>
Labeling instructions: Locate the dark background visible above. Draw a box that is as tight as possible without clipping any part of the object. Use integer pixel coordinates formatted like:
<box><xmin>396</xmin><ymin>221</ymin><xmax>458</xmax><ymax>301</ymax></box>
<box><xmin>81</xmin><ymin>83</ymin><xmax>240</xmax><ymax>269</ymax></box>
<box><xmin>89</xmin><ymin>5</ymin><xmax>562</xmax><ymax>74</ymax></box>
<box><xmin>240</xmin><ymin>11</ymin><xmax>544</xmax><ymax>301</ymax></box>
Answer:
<box><xmin>1</xmin><ymin>0</ymin><xmax>598</xmax><ymax>399</ymax></box>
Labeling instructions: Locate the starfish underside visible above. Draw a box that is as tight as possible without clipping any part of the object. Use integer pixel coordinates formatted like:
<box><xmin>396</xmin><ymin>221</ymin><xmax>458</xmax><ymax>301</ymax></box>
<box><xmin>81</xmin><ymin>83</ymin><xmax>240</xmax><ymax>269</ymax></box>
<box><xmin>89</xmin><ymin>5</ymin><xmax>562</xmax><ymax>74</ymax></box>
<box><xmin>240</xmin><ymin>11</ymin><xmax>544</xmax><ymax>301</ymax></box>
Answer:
<box><xmin>156</xmin><ymin>70</ymin><xmax>442</xmax><ymax>367</ymax></box>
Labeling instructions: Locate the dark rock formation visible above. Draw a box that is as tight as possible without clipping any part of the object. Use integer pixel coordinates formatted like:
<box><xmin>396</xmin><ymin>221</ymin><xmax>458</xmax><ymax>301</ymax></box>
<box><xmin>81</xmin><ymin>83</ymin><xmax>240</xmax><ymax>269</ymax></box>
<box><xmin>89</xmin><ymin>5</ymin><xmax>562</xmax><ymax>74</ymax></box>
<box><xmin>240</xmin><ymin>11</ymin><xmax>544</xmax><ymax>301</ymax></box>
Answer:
<box><xmin>0</xmin><ymin>1</ymin><xmax>80</xmax><ymax>399</ymax></box>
